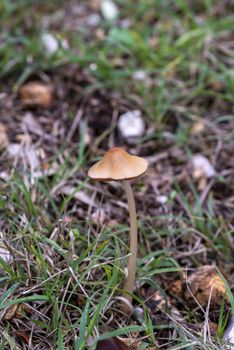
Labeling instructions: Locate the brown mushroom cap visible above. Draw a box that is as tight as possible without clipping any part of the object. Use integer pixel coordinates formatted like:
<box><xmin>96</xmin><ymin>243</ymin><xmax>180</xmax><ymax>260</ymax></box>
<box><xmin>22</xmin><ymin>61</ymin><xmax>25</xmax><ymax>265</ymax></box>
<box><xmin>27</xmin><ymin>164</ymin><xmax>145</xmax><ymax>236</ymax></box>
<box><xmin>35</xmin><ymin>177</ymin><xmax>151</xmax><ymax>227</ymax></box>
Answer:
<box><xmin>88</xmin><ymin>147</ymin><xmax>148</xmax><ymax>181</ymax></box>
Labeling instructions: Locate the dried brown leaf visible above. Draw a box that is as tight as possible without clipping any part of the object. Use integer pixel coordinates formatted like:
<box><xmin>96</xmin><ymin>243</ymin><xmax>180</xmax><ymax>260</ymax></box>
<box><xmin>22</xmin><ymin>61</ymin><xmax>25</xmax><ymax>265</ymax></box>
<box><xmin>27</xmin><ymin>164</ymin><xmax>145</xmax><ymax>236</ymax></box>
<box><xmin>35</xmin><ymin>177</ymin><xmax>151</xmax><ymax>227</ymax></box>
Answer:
<box><xmin>169</xmin><ymin>279</ymin><xmax>183</xmax><ymax>298</ymax></box>
<box><xmin>19</xmin><ymin>81</ymin><xmax>54</xmax><ymax>107</ymax></box>
<box><xmin>15</xmin><ymin>330</ymin><xmax>30</xmax><ymax>345</ymax></box>
<box><xmin>96</xmin><ymin>337</ymin><xmax>130</xmax><ymax>350</ymax></box>
<box><xmin>146</xmin><ymin>290</ymin><xmax>168</xmax><ymax>313</ymax></box>
<box><xmin>4</xmin><ymin>304</ymin><xmax>24</xmax><ymax>321</ymax></box>
<box><xmin>184</xmin><ymin>266</ymin><xmax>228</xmax><ymax>307</ymax></box>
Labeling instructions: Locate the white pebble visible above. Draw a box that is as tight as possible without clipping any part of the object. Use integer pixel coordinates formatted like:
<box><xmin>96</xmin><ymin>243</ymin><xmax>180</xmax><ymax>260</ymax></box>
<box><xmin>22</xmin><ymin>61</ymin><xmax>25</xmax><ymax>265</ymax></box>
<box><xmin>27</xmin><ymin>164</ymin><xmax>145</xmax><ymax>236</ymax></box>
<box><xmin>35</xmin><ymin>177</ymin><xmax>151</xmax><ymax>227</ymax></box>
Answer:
<box><xmin>157</xmin><ymin>195</ymin><xmax>168</xmax><ymax>204</ymax></box>
<box><xmin>133</xmin><ymin>70</ymin><xmax>146</xmax><ymax>81</ymax></box>
<box><xmin>101</xmin><ymin>0</ymin><xmax>119</xmax><ymax>21</ymax></box>
<box><xmin>42</xmin><ymin>32</ymin><xmax>68</xmax><ymax>55</ymax></box>
<box><xmin>192</xmin><ymin>154</ymin><xmax>216</xmax><ymax>178</ymax></box>
<box><xmin>118</xmin><ymin>110</ymin><xmax>145</xmax><ymax>140</ymax></box>
<box><xmin>223</xmin><ymin>316</ymin><xmax>234</xmax><ymax>349</ymax></box>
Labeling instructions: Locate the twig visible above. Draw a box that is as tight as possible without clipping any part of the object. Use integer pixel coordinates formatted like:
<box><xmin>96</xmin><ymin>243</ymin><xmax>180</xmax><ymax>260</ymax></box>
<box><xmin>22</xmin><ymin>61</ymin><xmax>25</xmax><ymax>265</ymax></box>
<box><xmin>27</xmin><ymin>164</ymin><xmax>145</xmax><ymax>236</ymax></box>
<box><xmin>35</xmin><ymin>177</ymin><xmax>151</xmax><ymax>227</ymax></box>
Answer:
<box><xmin>66</xmin><ymin>108</ymin><xmax>83</xmax><ymax>142</ymax></box>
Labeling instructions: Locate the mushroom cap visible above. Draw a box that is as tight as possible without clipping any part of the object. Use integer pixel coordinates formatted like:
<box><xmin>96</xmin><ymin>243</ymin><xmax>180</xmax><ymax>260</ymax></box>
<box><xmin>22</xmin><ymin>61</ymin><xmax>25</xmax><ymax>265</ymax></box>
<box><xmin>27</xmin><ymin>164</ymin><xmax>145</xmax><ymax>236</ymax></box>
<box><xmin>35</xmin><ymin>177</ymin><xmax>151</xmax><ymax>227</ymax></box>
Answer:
<box><xmin>88</xmin><ymin>147</ymin><xmax>148</xmax><ymax>181</ymax></box>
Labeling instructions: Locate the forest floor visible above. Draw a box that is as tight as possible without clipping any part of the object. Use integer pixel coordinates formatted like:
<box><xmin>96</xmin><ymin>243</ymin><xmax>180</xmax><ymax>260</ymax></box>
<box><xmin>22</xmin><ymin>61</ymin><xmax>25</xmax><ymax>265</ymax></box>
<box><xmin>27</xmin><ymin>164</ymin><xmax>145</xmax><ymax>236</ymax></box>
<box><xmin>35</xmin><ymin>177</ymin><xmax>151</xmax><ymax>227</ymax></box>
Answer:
<box><xmin>0</xmin><ymin>1</ymin><xmax>234</xmax><ymax>349</ymax></box>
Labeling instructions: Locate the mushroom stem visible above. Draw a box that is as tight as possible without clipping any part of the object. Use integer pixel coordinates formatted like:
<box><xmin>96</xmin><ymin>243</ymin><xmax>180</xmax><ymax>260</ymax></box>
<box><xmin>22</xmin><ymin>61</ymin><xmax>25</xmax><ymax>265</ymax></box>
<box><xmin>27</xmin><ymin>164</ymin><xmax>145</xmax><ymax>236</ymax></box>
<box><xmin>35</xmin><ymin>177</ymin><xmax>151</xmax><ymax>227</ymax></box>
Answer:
<box><xmin>122</xmin><ymin>180</ymin><xmax>138</xmax><ymax>313</ymax></box>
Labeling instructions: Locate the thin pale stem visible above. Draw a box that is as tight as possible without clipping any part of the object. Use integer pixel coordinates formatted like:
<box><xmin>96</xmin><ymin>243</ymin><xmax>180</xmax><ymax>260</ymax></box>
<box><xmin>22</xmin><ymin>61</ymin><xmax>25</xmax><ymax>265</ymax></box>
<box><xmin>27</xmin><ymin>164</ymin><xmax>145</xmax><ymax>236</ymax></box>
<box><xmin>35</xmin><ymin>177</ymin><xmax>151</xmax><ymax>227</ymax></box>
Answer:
<box><xmin>121</xmin><ymin>180</ymin><xmax>137</xmax><ymax>313</ymax></box>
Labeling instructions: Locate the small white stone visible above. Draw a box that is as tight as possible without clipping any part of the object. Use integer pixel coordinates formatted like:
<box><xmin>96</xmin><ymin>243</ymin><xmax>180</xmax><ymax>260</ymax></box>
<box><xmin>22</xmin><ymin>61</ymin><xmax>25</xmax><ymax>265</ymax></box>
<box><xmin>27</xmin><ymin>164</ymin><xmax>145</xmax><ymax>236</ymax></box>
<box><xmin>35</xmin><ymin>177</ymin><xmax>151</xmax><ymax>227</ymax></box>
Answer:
<box><xmin>133</xmin><ymin>70</ymin><xmax>146</xmax><ymax>81</ymax></box>
<box><xmin>42</xmin><ymin>33</ymin><xmax>58</xmax><ymax>54</ymax></box>
<box><xmin>42</xmin><ymin>32</ymin><xmax>68</xmax><ymax>55</ymax></box>
<box><xmin>135</xmin><ymin>306</ymin><xmax>144</xmax><ymax>316</ymax></box>
<box><xmin>124</xmin><ymin>267</ymin><xmax>128</xmax><ymax>278</ymax></box>
<box><xmin>192</xmin><ymin>154</ymin><xmax>216</xmax><ymax>178</ymax></box>
<box><xmin>118</xmin><ymin>110</ymin><xmax>145</xmax><ymax>140</ymax></box>
<box><xmin>101</xmin><ymin>0</ymin><xmax>119</xmax><ymax>21</ymax></box>
<box><xmin>0</xmin><ymin>172</ymin><xmax>10</xmax><ymax>181</ymax></box>
<box><xmin>89</xmin><ymin>63</ymin><xmax>97</xmax><ymax>71</ymax></box>
<box><xmin>223</xmin><ymin>316</ymin><xmax>234</xmax><ymax>349</ymax></box>
<box><xmin>157</xmin><ymin>195</ymin><xmax>168</xmax><ymax>204</ymax></box>
<box><xmin>91</xmin><ymin>208</ymin><xmax>106</xmax><ymax>225</ymax></box>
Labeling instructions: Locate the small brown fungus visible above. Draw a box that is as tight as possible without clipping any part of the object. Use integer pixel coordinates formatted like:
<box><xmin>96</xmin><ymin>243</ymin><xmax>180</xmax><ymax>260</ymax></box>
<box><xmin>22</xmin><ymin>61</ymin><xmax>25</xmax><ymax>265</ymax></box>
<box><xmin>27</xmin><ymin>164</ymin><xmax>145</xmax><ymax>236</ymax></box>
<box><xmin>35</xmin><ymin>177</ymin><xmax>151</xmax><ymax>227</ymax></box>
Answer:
<box><xmin>88</xmin><ymin>147</ymin><xmax>148</xmax><ymax>313</ymax></box>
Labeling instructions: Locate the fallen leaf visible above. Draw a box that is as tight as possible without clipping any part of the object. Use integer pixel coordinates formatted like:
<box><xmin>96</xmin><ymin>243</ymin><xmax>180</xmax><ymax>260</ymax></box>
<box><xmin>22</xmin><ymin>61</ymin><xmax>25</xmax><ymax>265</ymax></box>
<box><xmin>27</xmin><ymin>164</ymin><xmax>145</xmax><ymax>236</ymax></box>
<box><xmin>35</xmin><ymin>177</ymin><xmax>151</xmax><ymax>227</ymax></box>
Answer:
<box><xmin>169</xmin><ymin>279</ymin><xmax>183</xmax><ymax>298</ymax></box>
<box><xmin>22</xmin><ymin>112</ymin><xmax>43</xmax><ymax>134</ymax></box>
<box><xmin>27</xmin><ymin>146</ymin><xmax>40</xmax><ymax>170</ymax></box>
<box><xmin>119</xmin><ymin>336</ymin><xmax>143</xmax><ymax>349</ymax></box>
<box><xmin>15</xmin><ymin>330</ymin><xmax>30</xmax><ymax>345</ymax></box>
<box><xmin>96</xmin><ymin>337</ymin><xmax>130</xmax><ymax>350</ymax></box>
<box><xmin>19</xmin><ymin>81</ymin><xmax>54</xmax><ymax>107</ymax></box>
<box><xmin>3</xmin><ymin>304</ymin><xmax>24</xmax><ymax>321</ymax></box>
<box><xmin>146</xmin><ymin>290</ymin><xmax>168</xmax><ymax>313</ymax></box>
<box><xmin>8</xmin><ymin>142</ymin><xmax>40</xmax><ymax>172</ymax></box>
<box><xmin>184</xmin><ymin>266</ymin><xmax>228</xmax><ymax>307</ymax></box>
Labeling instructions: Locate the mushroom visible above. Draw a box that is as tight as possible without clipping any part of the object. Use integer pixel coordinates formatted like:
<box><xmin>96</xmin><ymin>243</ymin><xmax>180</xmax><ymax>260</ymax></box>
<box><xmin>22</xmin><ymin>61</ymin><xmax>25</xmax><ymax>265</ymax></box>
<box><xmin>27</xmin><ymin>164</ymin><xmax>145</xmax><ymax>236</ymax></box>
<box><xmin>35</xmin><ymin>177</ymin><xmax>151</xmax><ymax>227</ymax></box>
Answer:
<box><xmin>88</xmin><ymin>147</ymin><xmax>148</xmax><ymax>313</ymax></box>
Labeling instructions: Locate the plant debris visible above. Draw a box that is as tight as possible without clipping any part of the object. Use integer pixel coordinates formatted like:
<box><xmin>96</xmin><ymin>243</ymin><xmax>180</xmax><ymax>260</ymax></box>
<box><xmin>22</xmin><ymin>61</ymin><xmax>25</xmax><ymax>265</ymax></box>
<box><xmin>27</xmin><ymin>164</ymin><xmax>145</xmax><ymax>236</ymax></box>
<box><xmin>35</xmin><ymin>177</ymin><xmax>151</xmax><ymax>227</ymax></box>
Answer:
<box><xmin>171</xmin><ymin>266</ymin><xmax>228</xmax><ymax>308</ymax></box>
<box><xmin>95</xmin><ymin>337</ymin><xmax>130</xmax><ymax>350</ymax></box>
<box><xmin>19</xmin><ymin>81</ymin><xmax>54</xmax><ymax>107</ymax></box>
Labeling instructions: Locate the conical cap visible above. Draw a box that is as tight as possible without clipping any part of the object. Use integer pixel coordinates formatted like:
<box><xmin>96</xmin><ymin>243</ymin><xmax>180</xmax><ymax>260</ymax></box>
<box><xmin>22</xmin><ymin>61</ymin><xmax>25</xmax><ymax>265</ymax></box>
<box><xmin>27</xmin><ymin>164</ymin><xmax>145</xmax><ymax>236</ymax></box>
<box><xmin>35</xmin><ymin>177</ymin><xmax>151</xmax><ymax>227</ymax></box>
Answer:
<box><xmin>88</xmin><ymin>147</ymin><xmax>148</xmax><ymax>181</ymax></box>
